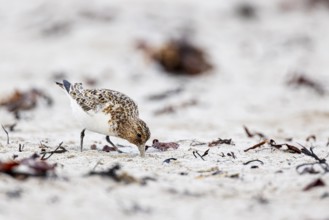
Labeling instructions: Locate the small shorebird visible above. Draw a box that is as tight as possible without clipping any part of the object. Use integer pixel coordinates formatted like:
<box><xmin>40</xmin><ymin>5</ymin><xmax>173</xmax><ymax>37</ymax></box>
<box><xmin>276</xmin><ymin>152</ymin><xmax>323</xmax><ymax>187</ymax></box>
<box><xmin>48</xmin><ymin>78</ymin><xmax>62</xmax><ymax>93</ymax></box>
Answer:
<box><xmin>56</xmin><ymin>80</ymin><xmax>150</xmax><ymax>157</ymax></box>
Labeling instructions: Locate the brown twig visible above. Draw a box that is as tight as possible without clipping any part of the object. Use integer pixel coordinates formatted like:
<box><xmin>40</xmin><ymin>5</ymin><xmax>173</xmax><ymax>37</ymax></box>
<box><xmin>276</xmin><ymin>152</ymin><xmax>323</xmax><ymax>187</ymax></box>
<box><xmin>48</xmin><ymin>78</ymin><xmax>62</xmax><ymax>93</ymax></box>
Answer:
<box><xmin>244</xmin><ymin>140</ymin><xmax>267</xmax><ymax>152</ymax></box>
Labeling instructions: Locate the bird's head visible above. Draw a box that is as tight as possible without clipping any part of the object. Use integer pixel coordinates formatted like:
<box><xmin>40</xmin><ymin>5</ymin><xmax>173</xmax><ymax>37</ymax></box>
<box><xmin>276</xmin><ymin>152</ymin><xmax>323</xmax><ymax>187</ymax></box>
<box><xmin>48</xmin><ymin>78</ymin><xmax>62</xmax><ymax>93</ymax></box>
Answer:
<box><xmin>118</xmin><ymin>118</ymin><xmax>150</xmax><ymax>157</ymax></box>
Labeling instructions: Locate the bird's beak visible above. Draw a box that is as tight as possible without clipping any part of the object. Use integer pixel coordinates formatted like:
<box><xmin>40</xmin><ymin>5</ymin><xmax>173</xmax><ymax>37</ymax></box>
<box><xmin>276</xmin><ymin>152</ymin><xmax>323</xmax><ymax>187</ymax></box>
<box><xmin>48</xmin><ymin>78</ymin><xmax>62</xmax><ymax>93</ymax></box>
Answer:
<box><xmin>138</xmin><ymin>145</ymin><xmax>145</xmax><ymax>157</ymax></box>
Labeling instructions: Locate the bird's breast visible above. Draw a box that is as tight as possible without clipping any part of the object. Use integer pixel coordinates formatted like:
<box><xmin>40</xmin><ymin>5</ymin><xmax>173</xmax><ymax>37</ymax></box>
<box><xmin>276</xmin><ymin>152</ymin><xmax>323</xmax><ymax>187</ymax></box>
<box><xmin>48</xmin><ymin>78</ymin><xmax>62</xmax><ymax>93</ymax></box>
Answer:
<box><xmin>70</xmin><ymin>99</ymin><xmax>117</xmax><ymax>136</ymax></box>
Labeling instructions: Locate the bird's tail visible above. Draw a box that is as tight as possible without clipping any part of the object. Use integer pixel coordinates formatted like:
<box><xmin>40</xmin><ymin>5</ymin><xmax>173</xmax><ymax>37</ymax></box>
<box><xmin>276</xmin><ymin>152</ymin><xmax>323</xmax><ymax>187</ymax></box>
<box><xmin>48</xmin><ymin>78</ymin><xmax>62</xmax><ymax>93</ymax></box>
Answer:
<box><xmin>55</xmin><ymin>80</ymin><xmax>72</xmax><ymax>93</ymax></box>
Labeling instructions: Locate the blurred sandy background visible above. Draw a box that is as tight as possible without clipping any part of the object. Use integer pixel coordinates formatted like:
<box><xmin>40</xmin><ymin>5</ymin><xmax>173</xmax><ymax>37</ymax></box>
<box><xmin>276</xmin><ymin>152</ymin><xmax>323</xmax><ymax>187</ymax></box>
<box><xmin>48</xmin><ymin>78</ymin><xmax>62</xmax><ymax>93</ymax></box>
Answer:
<box><xmin>0</xmin><ymin>1</ymin><xmax>329</xmax><ymax>220</ymax></box>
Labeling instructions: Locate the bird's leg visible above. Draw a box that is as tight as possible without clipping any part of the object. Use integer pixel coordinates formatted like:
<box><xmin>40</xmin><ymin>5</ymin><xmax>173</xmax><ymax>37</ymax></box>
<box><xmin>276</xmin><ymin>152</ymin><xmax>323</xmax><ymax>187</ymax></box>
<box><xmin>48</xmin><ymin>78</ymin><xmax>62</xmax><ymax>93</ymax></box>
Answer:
<box><xmin>105</xmin><ymin>136</ymin><xmax>122</xmax><ymax>153</ymax></box>
<box><xmin>80</xmin><ymin>129</ymin><xmax>86</xmax><ymax>152</ymax></box>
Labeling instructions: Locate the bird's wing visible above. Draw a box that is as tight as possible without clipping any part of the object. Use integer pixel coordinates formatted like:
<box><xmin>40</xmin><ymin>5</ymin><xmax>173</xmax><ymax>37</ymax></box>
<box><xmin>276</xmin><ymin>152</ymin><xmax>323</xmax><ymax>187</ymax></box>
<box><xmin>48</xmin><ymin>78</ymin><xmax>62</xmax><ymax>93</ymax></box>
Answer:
<box><xmin>73</xmin><ymin>88</ymin><xmax>139</xmax><ymax>118</ymax></box>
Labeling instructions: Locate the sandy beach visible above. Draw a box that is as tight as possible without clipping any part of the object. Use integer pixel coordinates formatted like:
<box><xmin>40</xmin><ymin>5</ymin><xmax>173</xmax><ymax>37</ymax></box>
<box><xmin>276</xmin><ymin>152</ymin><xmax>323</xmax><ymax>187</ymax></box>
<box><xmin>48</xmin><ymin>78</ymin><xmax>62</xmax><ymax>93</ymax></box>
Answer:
<box><xmin>0</xmin><ymin>0</ymin><xmax>329</xmax><ymax>219</ymax></box>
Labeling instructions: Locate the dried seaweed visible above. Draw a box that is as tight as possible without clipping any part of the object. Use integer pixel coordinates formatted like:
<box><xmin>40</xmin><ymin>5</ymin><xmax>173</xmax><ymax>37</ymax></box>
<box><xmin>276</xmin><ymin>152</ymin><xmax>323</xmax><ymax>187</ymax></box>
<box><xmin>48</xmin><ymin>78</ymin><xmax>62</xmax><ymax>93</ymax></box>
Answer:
<box><xmin>235</xmin><ymin>3</ymin><xmax>257</xmax><ymax>19</ymax></box>
<box><xmin>193</xmin><ymin>149</ymin><xmax>209</xmax><ymax>160</ymax></box>
<box><xmin>227</xmin><ymin>152</ymin><xmax>236</xmax><ymax>159</ymax></box>
<box><xmin>244</xmin><ymin>139</ymin><xmax>301</xmax><ymax>153</ymax></box>
<box><xmin>163</xmin><ymin>158</ymin><xmax>177</xmax><ymax>164</ymax></box>
<box><xmin>287</xmin><ymin>73</ymin><xmax>325</xmax><ymax>95</ymax></box>
<box><xmin>147</xmin><ymin>87</ymin><xmax>183</xmax><ymax>101</ymax></box>
<box><xmin>303</xmin><ymin>178</ymin><xmax>326</xmax><ymax>191</ymax></box>
<box><xmin>306</xmin><ymin>0</ymin><xmax>329</xmax><ymax>9</ymax></box>
<box><xmin>40</xmin><ymin>142</ymin><xmax>67</xmax><ymax>160</ymax></box>
<box><xmin>0</xmin><ymin>89</ymin><xmax>53</xmax><ymax>119</ymax></box>
<box><xmin>243</xmin><ymin>159</ymin><xmax>264</xmax><ymax>165</ymax></box>
<box><xmin>201</xmin><ymin>149</ymin><xmax>210</xmax><ymax>158</ymax></box>
<box><xmin>296</xmin><ymin>164</ymin><xmax>322</xmax><ymax>174</ymax></box>
<box><xmin>90</xmin><ymin>144</ymin><xmax>97</xmax><ymax>150</ymax></box>
<box><xmin>1</xmin><ymin>124</ymin><xmax>9</xmax><ymax>144</ymax></box>
<box><xmin>208</xmin><ymin>138</ymin><xmax>234</xmax><ymax>147</ymax></box>
<box><xmin>88</xmin><ymin>164</ymin><xmax>153</xmax><ymax>185</ymax></box>
<box><xmin>306</xmin><ymin>135</ymin><xmax>316</xmax><ymax>142</ymax></box>
<box><xmin>285</xmin><ymin>144</ymin><xmax>302</xmax><ymax>154</ymax></box>
<box><xmin>154</xmin><ymin>99</ymin><xmax>198</xmax><ymax>115</ymax></box>
<box><xmin>6</xmin><ymin>189</ymin><xmax>23</xmax><ymax>199</ymax></box>
<box><xmin>148</xmin><ymin>139</ymin><xmax>179</xmax><ymax>151</ymax></box>
<box><xmin>146</xmin><ymin>39</ymin><xmax>212</xmax><ymax>75</ymax></box>
<box><xmin>190</xmin><ymin>140</ymin><xmax>207</xmax><ymax>146</ymax></box>
<box><xmin>0</xmin><ymin>153</ymin><xmax>56</xmax><ymax>179</ymax></box>
<box><xmin>269</xmin><ymin>140</ymin><xmax>301</xmax><ymax>154</ymax></box>
<box><xmin>296</xmin><ymin>145</ymin><xmax>329</xmax><ymax>174</ymax></box>
<box><xmin>244</xmin><ymin>140</ymin><xmax>267</xmax><ymax>152</ymax></box>
<box><xmin>285</xmin><ymin>137</ymin><xmax>293</xmax><ymax>142</ymax></box>
<box><xmin>102</xmin><ymin>145</ymin><xmax>117</xmax><ymax>152</ymax></box>
<box><xmin>121</xmin><ymin>202</ymin><xmax>153</xmax><ymax>215</ymax></box>
<box><xmin>243</xmin><ymin>126</ymin><xmax>267</xmax><ymax>139</ymax></box>
<box><xmin>18</xmin><ymin>144</ymin><xmax>24</xmax><ymax>152</ymax></box>
<box><xmin>41</xmin><ymin>21</ymin><xmax>71</xmax><ymax>37</ymax></box>
<box><xmin>300</xmin><ymin>146</ymin><xmax>326</xmax><ymax>163</ymax></box>
<box><xmin>84</xmin><ymin>77</ymin><xmax>98</xmax><ymax>86</ymax></box>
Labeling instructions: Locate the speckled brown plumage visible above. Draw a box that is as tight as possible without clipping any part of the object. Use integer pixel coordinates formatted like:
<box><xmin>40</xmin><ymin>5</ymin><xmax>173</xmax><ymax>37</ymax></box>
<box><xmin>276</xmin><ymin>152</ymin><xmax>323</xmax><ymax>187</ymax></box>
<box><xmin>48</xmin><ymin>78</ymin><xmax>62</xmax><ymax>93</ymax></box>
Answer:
<box><xmin>56</xmin><ymin>80</ymin><xmax>150</xmax><ymax>157</ymax></box>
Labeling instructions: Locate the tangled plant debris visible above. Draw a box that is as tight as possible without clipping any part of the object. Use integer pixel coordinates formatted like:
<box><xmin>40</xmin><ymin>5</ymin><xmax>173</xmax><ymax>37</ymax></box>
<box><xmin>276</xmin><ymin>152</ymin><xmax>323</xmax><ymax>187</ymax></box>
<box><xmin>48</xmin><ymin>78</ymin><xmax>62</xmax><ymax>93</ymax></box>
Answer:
<box><xmin>296</xmin><ymin>145</ymin><xmax>329</xmax><ymax>174</ymax></box>
<box><xmin>287</xmin><ymin>73</ymin><xmax>326</xmax><ymax>95</ymax></box>
<box><xmin>0</xmin><ymin>88</ymin><xmax>53</xmax><ymax>119</ymax></box>
<box><xmin>88</xmin><ymin>164</ymin><xmax>155</xmax><ymax>185</ymax></box>
<box><xmin>40</xmin><ymin>142</ymin><xmax>68</xmax><ymax>160</ymax></box>
<box><xmin>0</xmin><ymin>153</ymin><xmax>56</xmax><ymax>179</ymax></box>
<box><xmin>303</xmin><ymin>178</ymin><xmax>326</xmax><ymax>191</ymax></box>
<box><xmin>244</xmin><ymin>139</ymin><xmax>301</xmax><ymax>154</ymax></box>
<box><xmin>147</xmin><ymin>139</ymin><xmax>179</xmax><ymax>151</ymax></box>
<box><xmin>208</xmin><ymin>138</ymin><xmax>234</xmax><ymax>147</ymax></box>
<box><xmin>139</xmin><ymin>39</ymin><xmax>212</xmax><ymax>75</ymax></box>
<box><xmin>193</xmin><ymin>149</ymin><xmax>209</xmax><ymax>161</ymax></box>
<box><xmin>102</xmin><ymin>145</ymin><xmax>117</xmax><ymax>152</ymax></box>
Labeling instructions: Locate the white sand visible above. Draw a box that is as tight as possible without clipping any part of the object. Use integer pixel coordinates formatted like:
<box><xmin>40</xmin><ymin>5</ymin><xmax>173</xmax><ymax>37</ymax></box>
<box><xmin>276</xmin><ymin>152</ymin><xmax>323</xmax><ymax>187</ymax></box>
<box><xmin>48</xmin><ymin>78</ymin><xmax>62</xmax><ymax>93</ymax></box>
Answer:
<box><xmin>0</xmin><ymin>0</ymin><xmax>329</xmax><ymax>219</ymax></box>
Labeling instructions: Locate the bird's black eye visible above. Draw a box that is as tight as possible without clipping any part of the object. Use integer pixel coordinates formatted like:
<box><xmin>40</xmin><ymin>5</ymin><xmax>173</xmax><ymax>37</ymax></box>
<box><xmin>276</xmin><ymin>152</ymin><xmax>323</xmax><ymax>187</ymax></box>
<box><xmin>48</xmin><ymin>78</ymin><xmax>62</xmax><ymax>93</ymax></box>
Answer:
<box><xmin>137</xmin><ymin>133</ymin><xmax>142</xmax><ymax>138</ymax></box>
